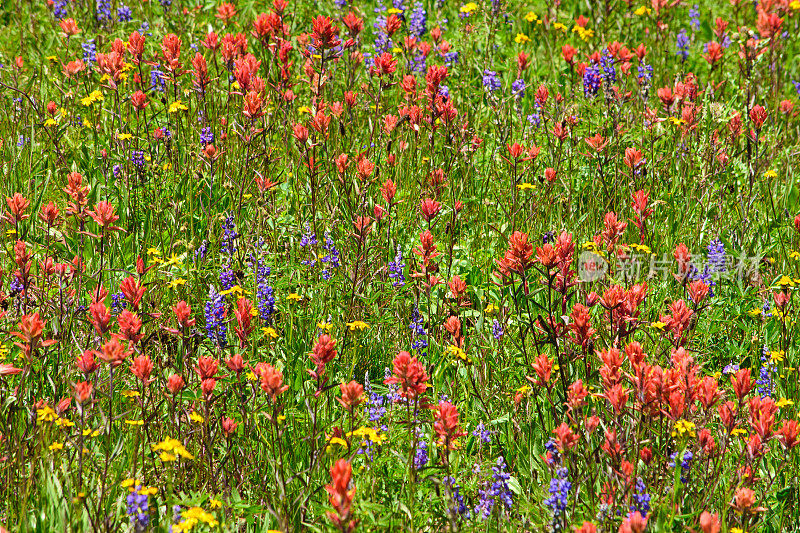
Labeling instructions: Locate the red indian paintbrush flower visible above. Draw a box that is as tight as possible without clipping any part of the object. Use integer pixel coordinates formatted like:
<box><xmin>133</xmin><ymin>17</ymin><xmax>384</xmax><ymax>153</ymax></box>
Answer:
<box><xmin>87</xmin><ymin>201</ymin><xmax>123</xmax><ymax>232</ymax></box>
<box><xmin>260</xmin><ymin>363</ymin><xmax>289</xmax><ymax>402</ymax></box>
<box><xmin>384</xmin><ymin>351</ymin><xmax>429</xmax><ymax>402</ymax></box>
<box><xmin>98</xmin><ymin>335</ymin><xmax>133</xmax><ymax>367</ymax></box>
<box><xmin>74</xmin><ymin>381</ymin><xmax>93</xmax><ymax>404</ymax></box>
<box><xmin>130</xmin><ymin>355</ymin><xmax>153</xmax><ymax>384</ymax></box>
<box><xmin>326</xmin><ymin>459</ymin><xmax>357</xmax><ymax>533</ymax></box>
<box><xmin>338</xmin><ymin>381</ymin><xmax>364</xmax><ymax>412</ymax></box>
<box><xmin>433</xmin><ymin>401</ymin><xmax>466</xmax><ymax>450</ymax></box>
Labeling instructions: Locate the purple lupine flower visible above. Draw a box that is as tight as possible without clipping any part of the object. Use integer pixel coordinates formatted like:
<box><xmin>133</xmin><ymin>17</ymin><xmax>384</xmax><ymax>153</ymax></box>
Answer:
<box><xmin>473</xmin><ymin>421</ymin><xmax>492</xmax><ymax>444</ymax></box>
<box><xmin>195</xmin><ymin>240</ymin><xmax>208</xmax><ymax>261</ymax></box>
<box><xmin>204</xmin><ymin>286</ymin><xmax>227</xmax><ymax>348</ymax></box>
<box><xmin>409</xmin><ymin>305</ymin><xmax>428</xmax><ymax>354</ymax></box>
<box><xmin>414</xmin><ymin>437</ymin><xmax>428</xmax><ymax>469</ymax></box>
<box><xmin>82</xmin><ymin>40</ymin><xmax>97</xmax><ymax>64</ymax></box>
<box><xmin>409</xmin><ymin>2</ymin><xmax>427</xmax><ymax>37</ymax></box>
<box><xmin>600</xmin><ymin>50</ymin><xmax>616</xmax><ymax>84</ymax></box>
<box><xmin>200</xmin><ymin>127</ymin><xmax>214</xmax><ymax>146</ymax></box>
<box><xmin>389</xmin><ymin>246</ymin><xmax>405</xmax><ymax>288</ymax></box>
<box><xmin>582</xmin><ymin>63</ymin><xmax>601</xmax><ymax>97</ymax></box>
<box><xmin>252</xmin><ymin>246</ymin><xmax>275</xmax><ymax>322</ymax></box>
<box><xmin>220</xmin><ymin>214</ymin><xmax>238</xmax><ymax>255</ymax></box>
<box><xmin>511</xmin><ymin>78</ymin><xmax>525</xmax><ymax>98</ymax></box>
<box><xmin>364</xmin><ymin>371</ymin><xmax>389</xmax><ymax>431</ymax></box>
<box><xmin>126</xmin><ymin>486</ymin><xmax>149</xmax><ymax>532</ymax></box>
<box><xmin>492</xmin><ymin>319</ymin><xmax>503</xmax><ymax>340</ymax></box>
<box><xmin>689</xmin><ymin>4</ymin><xmax>700</xmax><ymax>32</ymax></box>
<box><xmin>150</xmin><ymin>65</ymin><xmax>166</xmax><ymax>92</ymax></box>
<box><xmin>676</xmin><ymin>29</ymin><xmax>690</xmax><ymax>61</ymax></box>
<box><xmin>444</xmin><ymin>476</ymin><xmax>470</xmax><ymax>518</ymax></box>
<box><xmin>707</xmin><ymin>239</ymin><xmax>727</xmax><ymax>274</ymax></box>
<box><xmin>631</xmin><ymin>478</ymin><xmax>651</xmax><ymax>517</ymax></box>
<box><xmin>219</xmin><ymin>265</ymin><xmax>235</xmax><ymax>291</ymax></box>
<box><xmin>476</xmin><ymin>456</ymin><xmax>514</xmax><ymax>519</ymax></box>
<box><xmin>53</xmin><ymin>0</ymin><xmax>68</xmax><ymax>19</ymax></box>
<box><xmin>96</xmin><ymin>0</ymin><xmax>112</xmax><ymax>22</ymax></box>
<box><xmin>131</xmin><ymin>151</ymin><xmax>145</xmax><ymax>168</ymax></box>
<box><xmin>320</xmin><ymin>232</ymin><xmax>340</xmax><ymax>280</ymax></box>
<box><xmin>117</xmin><ymin>5</ymin><xmax>132</xmax><ymax>21</ymax></box>
<box><xmin>482</xmin><ymin>70</ymin><xmax>502</xmax><ymax>93</ymax></box>
<box><xmin>543</xmin><ymin>467</ymin><xmax>570</xmax><ymax>517</ymax></box>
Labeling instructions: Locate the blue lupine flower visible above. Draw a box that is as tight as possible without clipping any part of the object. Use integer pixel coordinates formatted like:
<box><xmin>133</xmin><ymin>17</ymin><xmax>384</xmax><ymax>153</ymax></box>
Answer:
<box><xmin>126</xmin><ymin>486</ymin><xmax>149</xmax><ymax>532</ymax></box>
<box><xmin>82</xmin><ymin>40</ymin><xmax>97</xmax><ymax>64</ymax></box>
<box><xmin>200</xmin><ymin>127</ymin><xmax>214</xmax><ymax>145</ymax></box>
<box><xmin>111</xmin><ymin>292</ymin><xmax>127</xmax><ymax>314</ymax></box>
<box><xmin>583</xmin><ymin>63</ymin><xmax>601</xmax><ymax>97</ymax></box>
<box><xmin>389</xmin><ymin>246</ymin><xmax>405</xmax><ymax>288</ymax></box>
<box><xmin>543</xmin><ymin>467</ymin><xmax>570</xmax><ymax>517</ymax></box>
<box><xmin>512</xmin><ymin>78</ymin><xmax>526</xmax><ymax>98</ymax></box>
<box><xmin>476</xmin><ymin>456</ymin><xmax>514</xmax><ymax>519</ymax></box>
<box><xmin>669</xmin><ymin>450</ymin><xmax>693</xmax><ymax>483</ymax></box>
<box><xmin>220</xmin><ymin>214</ymin><xmax>238</xmax><ymax>255</ymax></box>
<box><xmin>409</xmin><ymin>2</ymin><xmax>427</xmax><ymax>37</ymax></box>
<box><xmin>150</xmin><ymin>65</ymin><xmax>166</xmax><ymax>92</ymax></box>
<box><xmin>414</xmin><ymin>437</ymin><xmax>428</xmax><ymax>469</ymax></box>
<box><xmin>195</xmin><ymin>240</ymin><xmax>208</xmax><ymax>261</ymax></box>
<box><xmin>492</xmin><ymin>319</ymin><xmax>504</xmax><ymax>340</ymax></box>
<box><xmin>409</xmin><ymin>305</ymin><xmax>428</xmax><ymax>354</ymax></box>
<box><xmin>444</xmin><ymin>476</ymin><xmax>470</xmax><ymax>518</ymax></box>
<box><xmin>204</xmin><ymin>286</ymin><xmax>227</xmax><ymax>348</ymax></box>
<box><xmin>253</xmin><ymin>249</ymin><xmax>275</xmax><ymax>322</ymax></box>
<box><xmin>96</xmin><ymin>0</ymin><xmax>112</xmax><ymax>22</ymax></box>
<box><xmin>53</xmin><ymin>0</ymin><xmax>68</xmax><ymax>19</ymax></box>
<box><xmin>219</xmin><ymin>265</ymin><xmax>235</xmax><ymax>291</ymax></box>
<box><xmin>600</xmin><ymin>50</ymin><xmax>616</xmax><ymax>84</ymax></box>
<box><xmin>723</xmin><ymin>363</ymin><xmax>740</xmax><ymax>374</ymax></box>
<box><xmin>473</xmin><ymin>422</ymin><xmax>492</xmax><ymax>444</ymax></box>
<box><xmin>707</xmin><ymin>239</ymin><xmax>727</xmax><ymax>273</ymax></box>
<box><xmin>131</xmin><ymin>151</ymin><xmax>145</xmax><ymax>168</ymax></box>
<box><xmin>364</xmin><ymin>371</ymin><xmax>388</xmax><ymax>431</ymax></box>
<box><xmin>631</xmin><ymin>478</ymin><xmax>651</xmax><ymax>516</ymax></box>
<box><xmin>757</xmin><ymin>345</ymin><xmax>773</xmax><ymax>397</ymax></box>
<box><xmin>689</xmin><ymin>5</ymin><xmax>700</xmax><ymax>32</ymax></box>
<box><xmin>677</xmin><ymin>30</ymin><xmax>690</xmax><ymax>61</ymax></box>
<box><xmin>320</xmin><ymin>232</ymin><xmax>340</xmax><ymax>280</ymax></box>
<box><xmin>117</xmin><ymin>5</ymin><xmax>132</xmax><ymax>22</ymax></box>
<box><xmin>482</xmin><ymin>70</ymin><xmax>502</xmax><ymax>93</ymax></box>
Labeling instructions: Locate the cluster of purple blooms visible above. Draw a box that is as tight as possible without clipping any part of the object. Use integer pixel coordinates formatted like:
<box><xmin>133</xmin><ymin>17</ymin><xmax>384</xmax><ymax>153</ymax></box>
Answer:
<box><xmin>320</xmin><ymin>232</ymin><xmax>341</xmax><ymax>280</ymax></box>
<box><xmin>111</xmin><ymin>291</ymin><xmax>127</xmax><ymax>314</ymax></box>
<box><xmin>82</xmin><ymin>40</ymin><xmax>97</xmax><ymax>64</ymax></box>
<box><xmin>204</xmin><ymin>286</ymin><xmax>227</xmax><ymax>348</ymax></box>
<box><xmin>413</xmin><ymin>430</ymin><xmax>428</xmax><ymax>469</ymax></box>
<box><xmin>472</xmin><ymin>422</ymin><xmax>492</xmax><ymax>444</ymax></box>
<box><xmin>482</xmin><ymin>70</ymin><xmax>502</xmax><ymax>94</ymax></box>
<box><xmin>200</xmin><ymin>127</ymin><xmax>214</xmax><ymax>146</ymax></box>
<box><xmin>125</xmin><ymin>486</ymin><xmax>149</xmax><ymax>532</ymax></box>
<box><xmin>131</xmin><ymin>150</ymin><xmax>145</xmax><ymax>169</ymax></box>
<box><xmin>118</xmin><ymin>5</ymin><xmax>132</xmax><ymax>22</ymax></box>
<box><xmin>408</xmin><ymin>2</ymin><xmax>426</xmax><ymax>37</ymax></box>
<box><xmin>150</xmin><ymin>65</ymin><xmax>166</xmax><ymax>92</ymax></box>
<box><xmin>583</xmin><ymin>63</ymin><xmax>601</xmax><ymax>98</ymax></box>
<box><xmin>220</xmin><ymin>214</ymin><xmax>238</xmax><ymax>255</ymax></box>
<box><xmin>669</xmin><ymin>450</ymin><xmax>693</xmax><ymax>484</ymax></box>
<box><xmin>630</xmin><ymin>478</ymin><xmax>651</xmax><ymax>517</ymax></box>
<box><xmin>96</xmin><ymin>0</ymin><xmax>112</xmax><ymax>22</ymax></box>
<box><xmin>544</xmin><ymin>466</ymin><xmax>570</xmax><ymax>517</ymax></box>
<box><xmin>676</xmin><ymin>29</ymin><xmax>691</xmax><ymax>61</ymax></box>
<box><xmin>474</xmin><ymin>457</ymin><xmax>514</xmax><ymax>520</ymax></box>
<box><xmin>757</xmin><ymin>344</ymin><xmax>774</xmax><ymax>397</ymax></box>
<box><xmin>511</xmin><ymin>79</ymin><xmax>525</xmax><ymax>98</ymax></box>
<box><xmin>253</xmin><ymin>245</ymin><xmax>276</xmax><ymax>322</ymax></box>
<box><xmin>409</xmin><ymin>305</ymin><xmax>428</xmax><ymax>355</ymax></box>
<box><xmin>53</xmin><ymin>0</ymin><xmax>68</xmax><ymax>19</ymax></box>
<box><xmin>444</xmin><ymin>476</ymin><xmax>470</xmax><ymax>519</ymax></box>
<box><xmin>389</xmin><ymin>246</ymin><xmax>405</xmax><ymax>287</ymax></box>
<box><xmin>492</xmin><ymin>319</ymin><xmax>503</xmax><ymax>340</ymax></box>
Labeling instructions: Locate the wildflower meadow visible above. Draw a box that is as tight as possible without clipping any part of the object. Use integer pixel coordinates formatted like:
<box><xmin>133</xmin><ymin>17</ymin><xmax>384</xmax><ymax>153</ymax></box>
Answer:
<box><xmin>1</xmin><ymin>0</ymin><xmax>800</xmax><ymax>531</ymax></box>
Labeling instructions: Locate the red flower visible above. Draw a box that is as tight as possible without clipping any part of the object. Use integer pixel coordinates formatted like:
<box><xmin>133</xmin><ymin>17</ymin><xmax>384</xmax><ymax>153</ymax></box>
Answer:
<box><xmin>384</xmin><ymin>351</ymin><xmax>429</xmax><ymax>402</ymax></box>
<box><xmin>167</xmin><ymin>374</ymin><xmax>185</xmax><ymax>394</ymax></box>
<box><xmin>326</xmin><ymin>459</ymin><xmax>357</xmax><ymax>532</ymax></box>
<box><xmin>5</xmin><ymin>193</ymin><xmax>30</xmax><ymax>224</ymax></box>
<box><xmin>749</xmin><ymin>104</ymin><xmax>768</xmax><ymax>131</ymax></box>
<box><xmin>433</xmin><ymin>401</ymin><xmax>466</xmax><ymax>450</ymax></box>
<box><xmin>87</xmin><ymin>201</ymin><xmax>123</xmax><ymax>232</ymax></box>
<box><xmin>338</xmin><ymin>381</ymin><xmax>365</xmax><ymax>412</ymax></box>
<box><xmin>260</xmin><ymin>363</ymin><xmax>289</xmax><ymax>402</ymax></box>
<box><xmin>120</xmin><ymin>276</ymin><xmax>145</xmax><ymax>311</ymax></box>
<box><xmin>420</xmin><ymin>198</ymin><xmax>441</xmax><ymax>222</ymax></box>
<box><xmin>130</xmin><ymin>355</ymin><xmax>154</xmax><ymax>384</ymax></box>
<box><xmin>195</xmin><ymin>356</ymin><xmax>219</xmax><ymax>380</ymax></box>
<box><xmin>74</xmin><ymin>381</ymin><xmax>93</xmax><ymax>404</ymax></box>
<box><xmin>99</xmin><ymin>335</ymin><xmax>132</xmax><ymax>367</ymax></box>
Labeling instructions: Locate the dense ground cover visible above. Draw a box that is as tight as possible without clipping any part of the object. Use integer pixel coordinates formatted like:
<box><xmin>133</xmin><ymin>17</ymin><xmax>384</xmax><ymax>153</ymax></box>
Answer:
<box><xmin>0</xmin><ymin>0</ymin><xmax>799</xmax><ymax>530</ymax></box>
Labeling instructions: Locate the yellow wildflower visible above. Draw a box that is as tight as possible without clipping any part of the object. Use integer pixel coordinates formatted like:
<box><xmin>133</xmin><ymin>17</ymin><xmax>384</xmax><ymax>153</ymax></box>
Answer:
<box><xmin>459</xmin><ymin>2</ymin><xmax>478</xmax><ymax>13</ymax></box>
<box><xmin>125</xmin><ymin>419</ymin><xmax>145</xmax><ymax>426</ymax></box>
<box><xmin>346</xmin><ymin>320</ymin><xmax>369</xmax><ymax>331</ymax></box>
<box><xmin>49</xmin><ymin>442</ymin><xmax>64</xmax><ymax>451</ymax></box>
<box><xmin>514</xmin><ymin>33</ymin><xmax>530</xmax><ymax>44</ymax></box>
<box><xmin>524</xmin><ymin>11</ymin><xmax>538</xmax><ymax>22</ymax></box>
<box><xmin>517</xmin><ymin>182</ymin><xmax>535</xmax><ymax>190</ymax></box>
<box><xmin>189</xmin><ymin>411</ymin><xmax>204</xmax><ymax>424</ymax></box>
<box><xmin>671</xmin><ymin>419</ymin><xmax>696</xmax><ymax>438</ymax></box>
<box><xmin>262</xmin><ymin>327</ymin><xmax>279</xmax><ymax>339</ymax></box>
<box><xmin>168</xmin><ymin>100</ymin><xmax>188</xmax><ymax>113</ymax></box>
